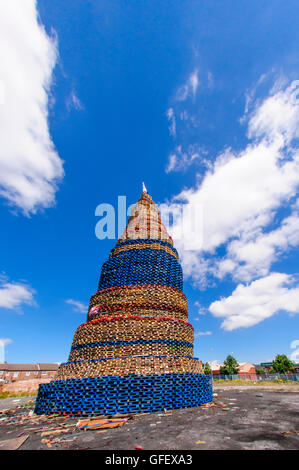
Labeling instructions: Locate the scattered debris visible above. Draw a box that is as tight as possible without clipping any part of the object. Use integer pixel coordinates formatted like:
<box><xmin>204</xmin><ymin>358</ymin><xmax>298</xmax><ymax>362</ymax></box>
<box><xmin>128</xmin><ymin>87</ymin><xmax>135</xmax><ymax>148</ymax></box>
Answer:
<box><xmin>1</xmin><ymin>389</ymin><xmax>298</xmax><ymax>450</ymax></box>
<box><xmin>41</xmin><ymin>428</ymin><xmax>73</xmax><ymax>437</ymax></box>
<box><xmin>52</xmin><ymin>437</ymin><xmax>77</xmax><ymax>444</ymax></box>
<box><xmin>77</xmin><ymin>418</ymin><xmax>128</xmax><ymax>430</ymax></box>
<box><xmin>41</xmin><ymin>438</ymin><xmax>52</xmax><ymax>448</ymax></box>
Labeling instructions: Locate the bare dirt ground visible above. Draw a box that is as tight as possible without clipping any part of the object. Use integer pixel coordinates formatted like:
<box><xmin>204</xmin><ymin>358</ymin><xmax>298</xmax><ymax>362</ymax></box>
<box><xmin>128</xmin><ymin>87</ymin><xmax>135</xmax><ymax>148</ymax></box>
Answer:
<box><xmin>0</xmin><ymin>386</ymin><xmax>298</xmax><ymax>450</ymax></box>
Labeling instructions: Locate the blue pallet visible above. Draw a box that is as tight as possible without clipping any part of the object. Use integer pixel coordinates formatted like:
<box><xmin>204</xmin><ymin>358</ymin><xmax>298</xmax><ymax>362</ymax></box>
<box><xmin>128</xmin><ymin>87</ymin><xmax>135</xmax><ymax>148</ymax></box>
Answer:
<box><xmin>35</xmin><ymin>372</ymin><xmax>212</xmax><ymax>416</ymax></box>
<box><xmin>98</xmin><ymin>249</ymin><xmax>183</xmax><ymax>291</ymax></box>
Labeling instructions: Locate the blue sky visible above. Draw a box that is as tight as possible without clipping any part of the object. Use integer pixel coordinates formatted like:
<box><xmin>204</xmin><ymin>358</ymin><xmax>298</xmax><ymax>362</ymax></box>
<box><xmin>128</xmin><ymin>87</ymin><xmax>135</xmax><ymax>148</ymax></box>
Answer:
<box><xmin>0</xmin><ymin>0</ymin><xmax>298</xmax><ymax>366</ymax></box>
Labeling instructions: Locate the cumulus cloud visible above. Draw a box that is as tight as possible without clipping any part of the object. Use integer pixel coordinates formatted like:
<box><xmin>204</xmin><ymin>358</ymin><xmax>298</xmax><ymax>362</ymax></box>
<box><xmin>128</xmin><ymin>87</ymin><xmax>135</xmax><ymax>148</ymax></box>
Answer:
<box><xmin>166</xmin><ymin>81</ymin><xmax>299</xmax><ymax>286</ymax></box>
<box><xmin>247</xmin><ymin>83</ymin><xmax>299</xmax><ymax>144</ymax></box>
<box><xmin>0</xmin><ymin>278</ymin><xmax>35</xmax><ymax>311</ymax></box>
<box><xmin>0</xmin><ymin>0</ymin><xmax>64</xmax><ymax>215</ymax></box>
<box><xmin>209</xmin><ymin>273</ymin><xmax>299</xmax><ymax>330</ymax></box>
<box><xmin>223</xmin><ymin>206</ymin><xmax>299</xmax><ymax>281</ymax></box>
<box><xmin>66</xmin><ymin>299</ymin><xmax>88</xmax><ymax>313</ymax></box>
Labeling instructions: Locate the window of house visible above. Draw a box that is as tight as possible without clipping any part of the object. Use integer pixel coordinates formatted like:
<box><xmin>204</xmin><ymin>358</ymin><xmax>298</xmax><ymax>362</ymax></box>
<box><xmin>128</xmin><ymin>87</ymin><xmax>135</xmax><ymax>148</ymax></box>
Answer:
<box><xmin>5</xmin><ymin>372</ymin><xmax>10</xmax><ymax>376</ymax></box>
<box><xmin>34</xmin><ymin>371</ymin><xmax>38</xmax><ymax>375</ymax></box>
<box><xmin>42</xmin><ymin>371</ymin><xmax>47</xmax><ymax>375</ymax></box>
<box><xmin>0</xmin><ymin>371</ymin><xmax>3</xmax><ymax>375</ymax></box>
<box><xmin>26</xmin><ymin>371</ymin><xmax>31</xmax><ymax>376</ymax></box>
<box><xmin>13</xmin><ymin>372</ymin><xmax>19</xmax><ymax>378</ymax></box>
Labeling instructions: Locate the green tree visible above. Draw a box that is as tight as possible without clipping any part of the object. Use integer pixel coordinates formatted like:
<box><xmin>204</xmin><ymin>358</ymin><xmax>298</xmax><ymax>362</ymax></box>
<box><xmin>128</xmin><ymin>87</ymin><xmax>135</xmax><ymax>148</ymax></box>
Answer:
<box><xmin>271</xmin><ymin>355</ymin><xmax>294</xmax><ymax>373</ymax></box>
<box><xmin>256</xmin><ymin>368</ymin><xmax>265</xmax><ymax>375</ymax></box>
<box><xmin>203</xmin><ymin>362</ymin><xmax>212</xmax><ymax>375</ymax></box>
<box><xmin>220</xmin><ymin>355</ymin><xmax>239</xmax><ymax>375</ymax></box>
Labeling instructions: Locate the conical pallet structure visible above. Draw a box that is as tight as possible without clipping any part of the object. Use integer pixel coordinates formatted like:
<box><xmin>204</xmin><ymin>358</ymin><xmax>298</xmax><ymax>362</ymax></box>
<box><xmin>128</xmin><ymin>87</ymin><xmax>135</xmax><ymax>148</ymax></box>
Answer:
<box><xmin>35</xmin><ymin>189</ymin><xmax>212</xmax><ymax>416</ymax></box>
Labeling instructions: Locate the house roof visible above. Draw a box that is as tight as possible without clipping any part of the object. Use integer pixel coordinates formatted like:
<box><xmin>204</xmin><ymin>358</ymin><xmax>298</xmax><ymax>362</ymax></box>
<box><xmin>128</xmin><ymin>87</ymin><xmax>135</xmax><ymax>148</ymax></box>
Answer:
<box><xmin>38</xmin><ymin>363</ymin><xmax>59</xmax><ymax>371</ymax></box>
<box><xmin>210</xmin><ymin>362</ymin><xmax>256</xmax><ymax>373</ymax></box>
<box><xmin>0</xmin><ymin>363</ymin><xmax>59</xmax><ymax>371</ymax></box>
<box><xmin>238</xmin><ymin>362</ymin><xmax>255</xmax><ymax>372</ymax></box>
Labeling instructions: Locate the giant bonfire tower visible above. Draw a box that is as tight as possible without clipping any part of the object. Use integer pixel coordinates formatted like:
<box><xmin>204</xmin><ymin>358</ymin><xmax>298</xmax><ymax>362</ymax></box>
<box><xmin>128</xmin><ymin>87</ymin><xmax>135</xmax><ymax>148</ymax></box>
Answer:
<box><xmin>35</xmin><ymin>187</ymin><xmax>212</xmax><ymax>415</ymax></box>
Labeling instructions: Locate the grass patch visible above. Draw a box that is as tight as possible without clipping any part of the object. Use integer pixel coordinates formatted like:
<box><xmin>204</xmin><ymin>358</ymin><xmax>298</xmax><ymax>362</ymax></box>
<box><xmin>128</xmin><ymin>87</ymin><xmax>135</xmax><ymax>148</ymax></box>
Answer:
<box><xmin>0</xmin><ymin>391</ymin><xmax>37</xmax><ymax>399</ymax></box>
<box><xmin>213</xmin><ymin>379</ymin><xmax>299</xmax><ymax>386</ymax></box>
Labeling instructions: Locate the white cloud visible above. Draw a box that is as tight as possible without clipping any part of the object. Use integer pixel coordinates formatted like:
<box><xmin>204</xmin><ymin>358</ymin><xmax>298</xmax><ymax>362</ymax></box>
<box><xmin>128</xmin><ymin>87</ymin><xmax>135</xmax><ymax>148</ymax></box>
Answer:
<box><xmin>290</xmin><ymin>339</ymin><xmax>299</xmax><ymax>362</ymax></box>
<box><xmin>207</xmin><ymin>71</ymin><xmax>214</xmax><ymax>89</ymax></box>
<box><xmin>0</xmin><ymin>0</ymin><xmax>64</xmax><ymax>215</ymax></box>
<box><xmin>166</xmin><ymin>107</ymin><xmax>176</xmax><ymax>137</ymax></box>
<box><xmin>174</xmin><ymin>68</ymin><xmax>208</xmax><ymax>102</ymax></box>
<box><xmin>194</xmin><ymin>330</ymin><xmax>212</xmax><ymax>337</ymax></box>
<box><xmin>194</xmin><ymin>301</ymin><xmax>206</xmax><ymax>316</ymax></box>
<box><xmin>208</xmin><ymin>360</ymin><xmax>220</xmax><ymax>367</ymax></box>
<box><xmin>67</xmin><ymin>89</ymin><xmax>83</xmax><ymax>111</ymax></box>
<box><xmin>165</xmin><ymin>153</ymin><xmax>178</xmax><ymax>173</ymax></box>
<box><xmin>189</xmin><ymin>69</ymin><xmax>199</xmax><ymax>98</ymax></box>
<box><xmin>0</xmin><ymin>338</ymin><xmax>12</xmax><ymax>347</ymax></box>
<box><xmin>290</xmin><ymin>349</ymin><xmax>299</xmax><ymax>362</ymax></box>
<box><xmin>0</xmin><ymin>279</ymin><xmax>35</xmax><ymax>311</ymax></box>
<box><xmin>209</xmin><ymin>273</ymin><xmax>299</xmax><ymax>331</ymax></box>
<box><xmin>166</xmin><ymin>81</ymin><xmax>299</xmax><ymax>286</ymax></box>
<box><xmin>165</xmin><ymin>144</ymin><xmax>206</xmax><ymax>173</ymax></box>
<box><xmin>247</xmin><ymin>83</ymin><xmax>299</xmax><ymax>144</ymax></box>
<box><xmin>175</xmin><ymin>85</ymin><xmax>189</xmax><ymax>102</ymax></box>
<box><xmin>223</xmin><ymin>206</ymin><xmax>299</xmax><ymax>281</ymax></box>
<box><xmin>66</xmin><ymin>299</ymin><xmax>88</xmax><ymax>313</ymax></box>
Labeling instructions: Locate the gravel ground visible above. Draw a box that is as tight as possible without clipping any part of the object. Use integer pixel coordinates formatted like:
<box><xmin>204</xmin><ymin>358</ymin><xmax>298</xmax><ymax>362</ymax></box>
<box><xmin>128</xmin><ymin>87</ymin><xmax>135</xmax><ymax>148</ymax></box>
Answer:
<box><xmin>0</xmin><ymin>396</ymin><xmax>35</xmax><ymax>411</ymax></box>
<box><xmin>0</xmin><ymin>386</ymin><xmax>298</xmax><ymax>450</ymax></box>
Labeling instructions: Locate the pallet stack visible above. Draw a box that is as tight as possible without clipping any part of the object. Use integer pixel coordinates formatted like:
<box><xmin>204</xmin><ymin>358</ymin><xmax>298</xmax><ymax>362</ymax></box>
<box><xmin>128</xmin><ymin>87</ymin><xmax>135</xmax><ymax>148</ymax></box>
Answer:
<box><xmin>35</xmin><ymin>189</ymin><xmax>212</xmax><ymax>416</ymax></box>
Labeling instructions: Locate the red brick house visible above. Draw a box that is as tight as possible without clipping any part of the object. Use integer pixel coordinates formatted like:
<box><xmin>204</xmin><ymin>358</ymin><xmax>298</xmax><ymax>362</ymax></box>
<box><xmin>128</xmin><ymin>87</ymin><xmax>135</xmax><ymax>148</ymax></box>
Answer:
<box><xmin>0</xmin><ymin>363</ymin><xmax>59</xmax><ymax>382</ymax></box>
<box><xmin>211</xmin><ymin>362</ymin><xmax>256</xmax><ymax>379</ymax></box>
